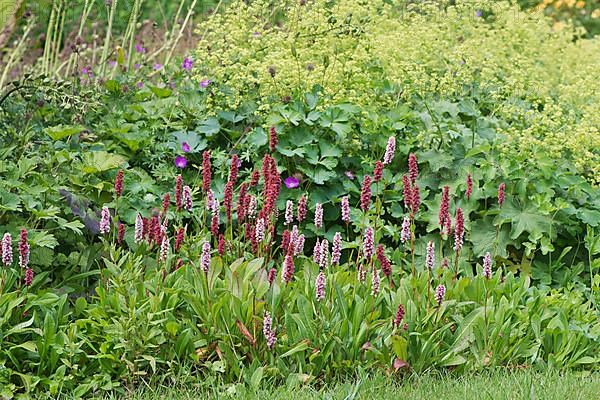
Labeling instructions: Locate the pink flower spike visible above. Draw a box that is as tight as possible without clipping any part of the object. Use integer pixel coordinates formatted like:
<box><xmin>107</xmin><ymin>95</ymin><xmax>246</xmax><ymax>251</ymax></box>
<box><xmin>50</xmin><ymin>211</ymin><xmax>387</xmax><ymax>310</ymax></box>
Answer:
<box><xmin>2</xmin><ymin>233</ymin><xmax>13</xmax><ymax>266</ymax></box>
<box><xmin>383</xmin><ymin>136</ymin><xmax>396</xmax><ymax>165</ymax></box>
<box><xmin>100</xmin><ymin>206</ymin><xmax>111</xmax><ymax>234</ymax></box>
<box><xmin>315</xmin><ymin>271</ymin><xmax>326</xmax><ymax>301</ymax></box>
<box><xmin>340</xmin><ymin>196</ymin><xmax>350</xmax><ymax>224</ymax></box>
<box><xmin>314</xmin><ymin>203</ymin><xmax>323</xmax><ymax>229</ymax></box>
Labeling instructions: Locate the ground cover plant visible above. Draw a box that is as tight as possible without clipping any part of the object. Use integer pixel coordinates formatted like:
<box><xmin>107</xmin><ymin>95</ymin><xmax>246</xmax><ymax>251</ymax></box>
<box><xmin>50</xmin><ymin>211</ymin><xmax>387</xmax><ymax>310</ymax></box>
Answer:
<box><xmin>0</xmin><ymin>0</ymin><xmax>599</xmax><ymax>398</ymax></box>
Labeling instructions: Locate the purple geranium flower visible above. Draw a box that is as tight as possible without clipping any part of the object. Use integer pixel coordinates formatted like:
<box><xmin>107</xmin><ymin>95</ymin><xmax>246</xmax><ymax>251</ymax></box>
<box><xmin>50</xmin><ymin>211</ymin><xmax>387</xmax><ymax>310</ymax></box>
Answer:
<box><xmin>135</xmin><ymin>43</ymin><xmax>146</xmax><ymax>53</ymax></box>
<box><xmin>134</xmin><ymin>63</ymin><xmax>140</xmax><ymax>70</ymax></box>
<box><xmin>136</xmin><ymin>81</ymin><xmax>143</xmax><ymax>88</ymax></box>
<box><xmin>182</xmin><ymin>142</ymin><xmax>191</xmax><ymax>153</ymax></box>
<box><xmin>284</xmin><ymin>176</ymin><xmax>299</xmax><ymax>189</ymax></box>
<box><xmin>175</xmin><ymin>156</ymin><xmax>188</xmax><ymax>169</ymax></box>
<box><xmin>200</xmin><ymin>79</ymin><xmax>211</xmax><ymax>88</ymax></box>
<box><xmin>182</xmin><ymin>57</ymin><xmax>193</xmax><ymax>71</ymax></box>
<box><xmin>153</xmin><ymin>63</ymin><xmax>163</xmax><ymax>71</ymax></box>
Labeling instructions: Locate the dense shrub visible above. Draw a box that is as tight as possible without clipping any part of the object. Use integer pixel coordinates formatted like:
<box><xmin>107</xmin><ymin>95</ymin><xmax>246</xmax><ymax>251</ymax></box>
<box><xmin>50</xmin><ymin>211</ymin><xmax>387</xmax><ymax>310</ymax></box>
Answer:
<box><xmin>195</xmin><ymin>0</ymin><xmax>600</xmax><ymax>182</ymax></box>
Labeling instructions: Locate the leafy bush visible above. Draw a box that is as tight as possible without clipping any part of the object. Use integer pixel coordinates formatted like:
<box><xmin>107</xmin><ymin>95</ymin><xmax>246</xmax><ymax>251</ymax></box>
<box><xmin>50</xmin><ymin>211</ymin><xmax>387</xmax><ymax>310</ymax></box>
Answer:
<box><xmin>195</xmin><ymin>0</ymin><xmax>600</xmax><ymax>182</ymax></box>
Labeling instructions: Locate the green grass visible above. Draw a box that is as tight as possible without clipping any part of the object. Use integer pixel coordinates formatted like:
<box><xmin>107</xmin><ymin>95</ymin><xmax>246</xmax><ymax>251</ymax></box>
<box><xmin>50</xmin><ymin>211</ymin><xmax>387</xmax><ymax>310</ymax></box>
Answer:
<box><xmin>107</xmin><ymin>369</ymin><xmax>600</xmax><ymax>400</ymax></box>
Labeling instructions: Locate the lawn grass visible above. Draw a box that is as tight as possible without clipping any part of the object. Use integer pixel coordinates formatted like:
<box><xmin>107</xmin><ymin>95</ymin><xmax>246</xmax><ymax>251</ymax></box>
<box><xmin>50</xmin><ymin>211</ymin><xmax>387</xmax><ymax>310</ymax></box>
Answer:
<box><xmin>108</xmin><ymin>369</ymin><xmax>599</xmax><ymax>400</ymax></box>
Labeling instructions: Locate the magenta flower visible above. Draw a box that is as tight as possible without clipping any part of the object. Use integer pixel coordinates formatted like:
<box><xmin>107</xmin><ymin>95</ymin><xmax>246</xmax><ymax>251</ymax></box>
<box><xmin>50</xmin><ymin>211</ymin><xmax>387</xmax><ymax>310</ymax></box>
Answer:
<box><xmin>175</xmin><ymin>156</ymin><xmax>187</xmax><ymax>169</ymax></box>
<box><xmin>360</xmin><ymin>175</ymin><xmax>372</xmax><ymax>212</ymax></box>
<box><xmin>284</xmin><ymin>176</ymin><xmax>299</xmax><ymax>189</ymax></box>
<box><xmin>315</xmin><ymin>271</ymin><xmax>326</xmax><ymax>301</ymax></box>
<box><xmin>383</xmin><ymin>136</ymin><xmax>396</xmax><ymax>165</ymax></box>
<box><xmin>153</xmin><ymin>63</ymin><xmax>163</xmax><ymax>71</ymax></box>
<box><xmin>363</xmin><ymin>227</ymin><xmax>374</xmax><ymax>259</ymax></box>
<box><xmin>435</xmin><ymin>284</ymin><xmax>446</xmax><ymax>306</ymax></box>
<box><xmin>200</xmin><ymin>79</ymin><xmax>211</xmax><ymax>88</ymax></box>
<box><xmin>135</xmin><ymin>43</ymin><xmax>146</xmax><ymax>53</ymax></box>
<box><xmin>134</xmin><ymin>215</ymin><xmax>144</xmax><ymax>243</ymax></box>
<box><xmin>263</xmin><ymin>311</ymin><xmax>277</xmax><ymax>349</ymax></box>
<box><xmin>282</xmin><ymin>254</ymin><xmax>295</xmax><ymax>284</ymax></box>
<box><xmin>201</xmin><ymin>241</ymin><xmax>211</xmax><ymax>273</ymax></box>
<box><xmin>285</xmin><ymin>200</ymin><xmax>294</xmax><ymax>226</ymax></box>
<box><xmin>297</xmin><ymin>195</ymin><xmax>307</xmax><ymax>222</ymax></box>
<box><xmin>182</xmin><ymin>57</ymin><xmax>193</xmax><ymax>71</ymax></box>
<box><xmin>255</xmin><ymin>217</ymin><xmax>265</xmax><ymax>242</ymax></box>
<box><xmin>340</xmin><ymin>196</ymin><xmax>350</xmax><ymax>224</ymax></box>
<box><xmin>100</xmin><ymin>206</ymin><xmax>111</xmax><ymax>234</ymax></box>
<box><xmin>136</xmin><ymin>81</ymin><xmax>143</xmax><ymax>88</ymax></box>
<box><xmin>400</xmin><ymin>216</ymin><xmax>411</xmax><ymax>244</ymax></box>
<box><xmin>182</xmin><ymin>142</ymin><xmax>191</xmax><ymax>153</ymax></box>
<box><xmin>426</xmin><ymin>241</ymin><xmax>435</xmax><ymax>269</ymax></box>
<box><xmin>371</xmin><ymin>267</ymin><xmax>380</xmax><ymax>296</ymax></box>
<box><xmin>182</xmin><ymin>185</ymin><xmax>193</xmax><ymax>211</ymax></box>
<box><xmin>498</xmin><ymin>182</ymin><xmax>506</xmax><ymax>207</ymax></box>
<box><xmin>295</xmin><ymin>234</ymin><xmax>305</xmax><ymax>256</ymax></box>
<box><xmin>318</xmin><ymin>239</ymin><xmax>329</xmax><ymax>270</ymax></box>
<box><xmin>408</xmin><ymin>153</ymin><xmax>419</xmax><ymax>183</ymax></box>
<box><xmin>331</xmin><ymin>232</ymin><xmax>342</xmax><ymax>266</ymax></box>
<box><xmin>2</xmin><ymin>233</ymin><xmax>13</xmax><ymax>266</ymax></box>
<box><xmin>466</xmin><ymin>173</ymin><xmax>473</xmax><ymax>200</ymax></box>
<box><xmin>482</xmin><ymin>252</ymin><xmax>492</xmax><ymax>279</ymax></box>
<box><xmin>25</xmin><ymin>267</ymin><xmax>34</xmax><ymax>287</ymax></box>
<box><xmin>393</xmin><ymin>304</ymin><xmax>405</xmax><ymax>327</ymax></box>
<box><xmin>313</xmin><ymin>238</ymin><xmax>322</xmax><ymax>264</ymax></box>
<box><xmin>18</xmin><ymin>229</ymin><xmax>29</xmax><ymax>269</ymax></box>
<box><xmin>453</xmin><ymin>208</ymin><xmax>465</xmax><ymax>252</ymax></box>
<box><xmin>376</xmin><ymin>244</ymin><xmax>391</xmax><ymax>278</ymax></box>
<box><xmin>314</xmin><ymin>203</ymin><xmax>323</xmax><ymax>229</ymax></box>
<box><xmin>268</xmin><ymin>268</ymin><xmax>276</xmax><ymax>286</ymax></box>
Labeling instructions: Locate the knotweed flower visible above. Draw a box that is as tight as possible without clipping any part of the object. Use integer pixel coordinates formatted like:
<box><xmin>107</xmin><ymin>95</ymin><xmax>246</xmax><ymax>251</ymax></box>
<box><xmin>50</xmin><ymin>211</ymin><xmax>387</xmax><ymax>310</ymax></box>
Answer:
<box><xmin>181</xmin><ymin>142</ymin><xmax>191</xmax><ymax>153</ymax></box>
<box><xmin>373</xmin><ymin>161</ymin><xmax>384</xmax><ymax>182</ymax></box>
<box><xmin>114</xmin><ymin>170</ymin><xmax>124</xmax><ymax>198</ymax></box>
<box><xmin>400</xmin><ymin>216</ymin><xmax>411</xmax><ymax>244</ymax></box>
<box><xmin>18</xmin><ymin>229</ymin><xmax>29</xmax><ymax>269</ymax></box>
<box><xmin>247</xmin><ymin>195</ymin><xmax>258</xmax><ymax>219</ymax></box>
<box><xmin>441</xmin><ymin>257</ymin><xmax>449</xmax><ymax>269</ymax></box>
<box><xmin>383</xmin><ymin>136</ymin><xmax>396</xmax><ymax>165</ymax></box>
<box><xmin>297</xmin><ymin>195</ymin><xmax>307</xmax><ymax>222</ymax></box>
<box><xmin>263</xmin><ymin>311</ymin><xmax>277</xmax><ymax>349</ymax></box>
<box><xmin>162</xmin><ymin>193</ymin><xmax>170</xmax><ymax>215</ymax></box>
<box><xmin>340</xmin><ymin>196</ymin><xmax>350</xmax><ymax>224</ymax></box>
<box><xmin>117</xmin><ymin>223</ymin><xmax>125</xmax><ymax>244</ymax></box>
<box><xmin>358</xmin><ymin>265</ymin><xmax>367</xmax><ymax>283</ymax></box>
<box><xmin>182</xmin><ymin>57</ymin><xmax>193</xmax><ymax>71</ymax></box>
<box><xmin>268</xmin><ymin>268</ymin><xmax>277</xmax><ymax>286</ymax></box>
<box><xmin>498</xmin><ymin>182</ymin><xmax>506</xmax><ymax>207</ymax></box>
<box><xmin>290</xmin><ymin>225</ymin><xmax>299</xmax><ymax>247</ymax></box>
<box><xmin>250</xmin><ymin>170</ymin><xmax>260</xmax><ymax>187</ymax></box>
<box><xmin>175</xmin><ymin>156</ymin><xmax>187</xmax><ymax>169</ymax></box>
<box><xmin>319</xmin><ymin>239</ymin><xmax>329</xmax><ymax>270</ymax></box>
<box><xmin>331</xmin><ymin>232</ymin><xmax>342</xmax><ymax>266</ymax></box>
<box><xmin>314</xmin><ymin>203</ymin><xmax>323</xmax><ymax>229</ymax></box>
<box><xmin>363</xmin><ymin>227</ymin><xmax>374</xmax><ymax>260</ymax></box>
<box><xmin>408</xmin><ymin>153</ymin><xmax>418</xmax><ymax>183</ymax></box>
<box><xmin>282</xmin><ymin>254</ymin><xmax>295</xmax><ymax>284</ymax></box>
<box><xmin>393</xmin><ymin>304</ymin><xmax>405</xmax><ymax>327</ymax></box>
<box><xmin>24</xmin><ymin>267</ymin><xmax>34</xmax><ymax>287</ymax></box>
<box><xmin>435</xmin><ymin>284</ymin><xmax>446</xmax><ymax>306</ymax></box>
<box><xmin>211</xmin><ymin>204</ymin><xmax>220</xmax><ymax>237</ymax></box>
<box><xmin>402</xmin><ymin>175</ymin><xmax>411</xmax><ymax>210</ymax></box>
<box><xmin>100</xmin><ymin>206</ymin><xmax>111</xmax><ymax>234</ymax></box>
<box><xmin>438</xmin><ymin>185</ymin><xmax>450</xmax><ymax>229</ymax></box>
<box><xmin>223</xmin><ymin>181</ymin><xmax>234</xmax><ymax>222</ymax></box>
<box><xmin>295</xmin><ymin>234</ymin><xmax>305</xmax><ymax>256</ymax></box>
<box><xmin>371</xmin><ymin>267</ymin><xmax>380</xmax><ymax>296</ymax></box>
<box><xmin>315</xmin><ymin>271</ymin><xmax>326</xmax><ymax>301</ymax></box>
<box><xmin>2</xmin><ymin>233</ymin><xmax>13</xmax><ymax>266</ymax></box>
<box><xmin>255</xmin><ymin>217</ymin><xmax>265</xmax><ymax>242</ymax></box>
<box><xmin>482</xmin><ymin>252</ymin><xmax>492</xmax><ymax>279</ymax></box>
<box><xmin>411</xmin><ymin>184</ymin><xmax>421</xmax><ymax>215</ymax></box>
<box><xmin>313</xmin><ymin>238</ymin><xmax>322</xmax><ymax>264</ymax></box>
<box><xmin>426</xmin><ymin>241</ymin><xmax>435</xmax><ymax>269</ymax></box>
<box><xmin>285</xmin><ymin>200</ymin><xmax>294</xmax><ymax>226</ymax></box>
<box><xmin>284</xmin><ymin>176</ymin><xmax>299</xmax><ymax>189</ymax></box>
<box><xmin>218</xmin><ymin>234</ymin><xmax>226</xmax><ymax>256</ymax></box>
<box><xmin>175</xmin><ymin>227</ymin><xmax>185</xmax><ymax>252</ymax></box>
<box><xmin>201</xmin><ymin>241</ymin><xmax>211</xmax><ymax>273</ymax></box>
<box><xmin>466</xmin><ymin>173</ymin><xmax>473</xmax><ymax>200</ymax></box>
<box><xmin>281</xmin><ymin>230</ymin><xmax>291</xmax><ymax>253</ymax></box>
<box><xmin>183</xmin><ymin>185</ymin><xmax>193</xmax><ymax>211</ymax></box>
<box><xmin>376</xmin><ymin>244</ymin><xmax>391</xmax><ymax>278</ymax></box>
<box><xmin>202</xmin><ymin>151</ymin><xmax>211</xmax><ymax>193</ymax></box>
<box><xmin>229</xmin><ymin>154</ymin><xmax>240</xmax><ymax>184</ymax></box>
<box><xmin>360</xmin><ymin>175</ymin><xmax>372</xmax><ymax>212</ymax></box>
<box><xmin>175</xmin><ymin>175</ymin><xmax>183</xmax><ymax>211</ymax></box>
<box><xmin>453</xmin><ymin>208</ymin><xmax>465</xmax><ymax>251</ymax></box>
<box><xmin>236</xmin><ymin>183</ymin><xmax>248</xmax><ymax>221</ymax></box>
<box><xmin>159</xmin><ymin>234</ymin><xmax>169</xmax><ymax>261</ymax></box>
<box><xmin>269</xmin><ymin>126</ymin><xmax>278</xmax><ymax>152</ymax></box>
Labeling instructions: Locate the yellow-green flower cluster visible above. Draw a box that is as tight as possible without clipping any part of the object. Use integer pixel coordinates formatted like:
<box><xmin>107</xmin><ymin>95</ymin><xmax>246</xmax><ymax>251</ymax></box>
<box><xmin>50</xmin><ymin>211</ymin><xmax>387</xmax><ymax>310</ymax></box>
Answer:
<box><xmin>195</xmin><ymin>0</ymin><xmax>600</xmax><ymax>183</ymax></box>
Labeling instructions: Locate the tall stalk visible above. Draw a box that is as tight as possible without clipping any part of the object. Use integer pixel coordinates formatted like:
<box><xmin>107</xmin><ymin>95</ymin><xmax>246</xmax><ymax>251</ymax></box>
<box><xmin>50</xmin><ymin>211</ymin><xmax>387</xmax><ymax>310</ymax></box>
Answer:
<box><xmin>100</xmin><ymin>0</ymin><xmax>119</xmax><ymax>76</ymax></box>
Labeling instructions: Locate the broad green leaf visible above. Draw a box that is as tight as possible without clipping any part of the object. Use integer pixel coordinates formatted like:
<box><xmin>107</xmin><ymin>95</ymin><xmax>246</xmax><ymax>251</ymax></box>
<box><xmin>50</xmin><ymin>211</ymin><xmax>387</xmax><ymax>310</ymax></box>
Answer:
<box><xmin>44</xmin><ymin>125</ymin><xmax>85</xmax><ymax>141</ymax></box>
<box><xmin>81</xmin><ymin>151</ymin><xmax>127</xmax><ymax>173</ymax></box>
